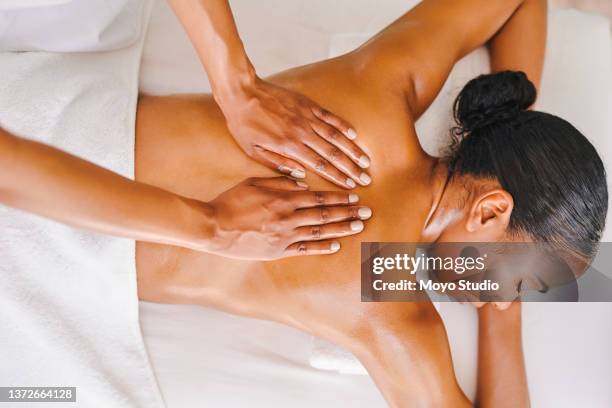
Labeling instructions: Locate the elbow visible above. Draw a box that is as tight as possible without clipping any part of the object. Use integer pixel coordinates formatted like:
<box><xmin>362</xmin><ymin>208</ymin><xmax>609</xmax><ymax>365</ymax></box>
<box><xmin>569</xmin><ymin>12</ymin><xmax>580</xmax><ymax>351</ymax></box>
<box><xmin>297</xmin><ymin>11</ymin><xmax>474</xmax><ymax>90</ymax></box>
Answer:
<box><xmin>0</xmin><ymin>128</ymin><xmax>21</xmax><ymax>198</ymax></box>
<box><xmin>0</xmin><ymin>126</ymin><xmax>21</xmax><ymax>163</ymax></box>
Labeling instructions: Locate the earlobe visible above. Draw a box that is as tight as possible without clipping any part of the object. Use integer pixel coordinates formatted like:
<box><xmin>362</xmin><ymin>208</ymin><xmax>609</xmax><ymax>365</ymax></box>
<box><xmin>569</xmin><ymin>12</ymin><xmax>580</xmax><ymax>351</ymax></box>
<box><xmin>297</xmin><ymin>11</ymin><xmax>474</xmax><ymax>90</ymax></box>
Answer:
<box><xmin>466</xmin><ymin>189</ymin><xmax>513</xmax><ymax>233</ymax></box>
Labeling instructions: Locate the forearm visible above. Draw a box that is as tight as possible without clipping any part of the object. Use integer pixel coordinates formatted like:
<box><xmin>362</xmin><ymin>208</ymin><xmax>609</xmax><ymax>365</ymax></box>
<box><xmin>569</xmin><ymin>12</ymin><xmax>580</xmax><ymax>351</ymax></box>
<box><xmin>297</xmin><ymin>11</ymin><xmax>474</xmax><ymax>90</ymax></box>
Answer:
<box><xmin>0</xmin><ymin>128</ymin><xmax>213</xmax><ymax>249</ymax></box>
<box><xmin>488</xmin><ymin>0</ymin><xmax>547</xmax><ymax>89</ymax></box>
<box><xmin>476</xmin><ymin>303</ymin><xmax>529</xmax><ymax>408</ymax></box>
<box><xmin>166</xmin><ymin>0</ymin><xmax>255</xmax><ymax>102</ymax></box>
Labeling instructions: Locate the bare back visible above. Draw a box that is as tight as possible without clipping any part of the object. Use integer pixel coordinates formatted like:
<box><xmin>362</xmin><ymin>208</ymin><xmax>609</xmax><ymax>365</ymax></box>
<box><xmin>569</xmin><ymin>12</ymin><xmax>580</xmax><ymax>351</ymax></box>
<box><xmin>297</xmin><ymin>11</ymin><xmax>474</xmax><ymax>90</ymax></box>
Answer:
<box><xmin>135</xmin><ymin>56</ymin><xmax>435</xmax><ymax>335</ymax></box>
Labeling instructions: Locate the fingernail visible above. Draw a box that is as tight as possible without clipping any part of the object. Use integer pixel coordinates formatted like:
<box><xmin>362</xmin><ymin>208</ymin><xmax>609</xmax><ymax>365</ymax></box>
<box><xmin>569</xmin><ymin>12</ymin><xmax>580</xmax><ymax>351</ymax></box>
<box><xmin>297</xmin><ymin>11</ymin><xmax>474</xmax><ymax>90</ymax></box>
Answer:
<box><xmin>296</xmin><ymin>181</ymin><xmax>309</xmax><ymax>188</ymax></box>
<box><xmin>347</xmin><ymin>128</ymin><xmax>357</xmax><ymax>140</ymax></box>
<box><xmin>358</xmin><ymin>155</ymin><xmax>370</xmax><ymax>169</ymax></box>
<box><xmin>330</xmin><ymin>241</ymin><xmax>341</xmax><ymax>252</ymax></box>
<box><xmin>358</xmin><ymin>207</ymin><xmax>372</xmax><ymax>220</ymax></box>
<box><xmin>348</xmin><ymin>193</ymin><xmax>359</xmax><ymax>203</ymax></box>
<box><xmin>291</xmin><ymin>169</ymin><xmax>306</xmax><ymax>179</ymax></box>
<box><xmin>350</xmin><ymin>220</ymin><xmax>364</xmax><ymax>232</ymax></box>
<box><xmin>346</xmin><ymin>178</ymin><xmax>356</xmax><ymax>188</ymax></box>
<box><xmin>278</xmin><ymin>165</ymin><xmax>292</xmax><ymax>174</ymax></box>
<box><xmin>359</xmin><ymin>173</ymin><xmax>371</xmax><ymax>185</ymax></box>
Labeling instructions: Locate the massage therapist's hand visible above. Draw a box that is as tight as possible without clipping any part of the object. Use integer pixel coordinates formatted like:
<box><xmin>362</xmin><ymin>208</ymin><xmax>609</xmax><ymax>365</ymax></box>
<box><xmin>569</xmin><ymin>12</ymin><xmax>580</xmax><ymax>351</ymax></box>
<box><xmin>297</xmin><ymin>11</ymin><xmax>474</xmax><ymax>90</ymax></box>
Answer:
<box><xmin>166</xmin><ymin>0</ymin><xmax>371</xmax><ymax>188</ymax></box>
<box><xmin>217</xmin><ymin>76</ymin><xmax>372</xmax><ymax>189</ymax></box>
<box><xmin>203</xmin><ymin>176</ymin><xmax>371</xmax><ymax>260</ymax></box>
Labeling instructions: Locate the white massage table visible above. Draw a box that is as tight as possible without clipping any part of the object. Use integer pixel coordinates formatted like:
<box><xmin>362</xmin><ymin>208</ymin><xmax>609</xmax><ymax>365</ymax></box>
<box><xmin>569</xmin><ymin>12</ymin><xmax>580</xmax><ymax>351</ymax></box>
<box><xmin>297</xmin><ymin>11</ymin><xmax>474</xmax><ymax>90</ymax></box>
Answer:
<box><xmin>138</xmin><ymin>1</ymin><xmax>612</xmax><ymax>407</ymax></box>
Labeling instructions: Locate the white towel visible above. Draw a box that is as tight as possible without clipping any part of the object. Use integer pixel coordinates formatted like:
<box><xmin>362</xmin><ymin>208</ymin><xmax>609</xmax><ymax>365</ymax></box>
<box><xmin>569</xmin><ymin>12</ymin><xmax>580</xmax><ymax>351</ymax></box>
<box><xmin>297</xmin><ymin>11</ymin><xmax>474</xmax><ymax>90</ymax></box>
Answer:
<box><xmin>309</xmin><ymin>338</ymin><xmax>368</xmax><ymax>375</ymax></box>
<box><xmin>0</xmin><ymin>0</ymin><xmax>147</xmax><ymax>52</ymax></box>
<box><xmin>0</xmin><ymin>1</ymin><xmax>164</xmax><ymax>407</ymax></box>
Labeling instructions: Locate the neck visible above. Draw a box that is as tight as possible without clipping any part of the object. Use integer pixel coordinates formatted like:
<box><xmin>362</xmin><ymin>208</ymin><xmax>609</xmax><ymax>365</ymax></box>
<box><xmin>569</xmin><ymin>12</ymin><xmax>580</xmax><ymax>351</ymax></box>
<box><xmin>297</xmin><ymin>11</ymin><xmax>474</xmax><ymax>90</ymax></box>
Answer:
<box><xmin>421</xmin><ymin>159</ymin><xmax>451</xmax><ymax>242</ymax></box>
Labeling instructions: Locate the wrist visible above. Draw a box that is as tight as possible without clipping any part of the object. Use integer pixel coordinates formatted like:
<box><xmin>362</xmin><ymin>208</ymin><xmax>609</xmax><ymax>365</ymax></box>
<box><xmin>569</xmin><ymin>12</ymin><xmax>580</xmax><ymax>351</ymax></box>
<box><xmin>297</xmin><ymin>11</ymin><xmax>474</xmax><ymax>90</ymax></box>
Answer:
<box><xmin>175</xmin><ymin>197</ymin><xmax>218</xmax><ymax>252</ymax></box>
<box><xmin>211</xmin><ymin>60</ymin><xmax>258</xmax><ymax>109</ymax></box>
<box><xmin>478</xmin><ymin>303</ymin><xmax>521</xmax><ymax>331</ymax></box>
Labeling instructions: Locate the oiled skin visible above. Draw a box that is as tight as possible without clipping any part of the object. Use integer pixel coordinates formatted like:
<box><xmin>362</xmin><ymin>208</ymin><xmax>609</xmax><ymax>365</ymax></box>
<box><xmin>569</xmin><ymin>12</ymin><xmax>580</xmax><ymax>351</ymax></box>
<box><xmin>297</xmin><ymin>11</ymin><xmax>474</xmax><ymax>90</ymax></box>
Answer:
<box><xmin>136</xmin><ymin>0</ymin><xmax>544</xmax><ymax>405</ymax></box>
<box><xmin>136</xmin><ymin>64</ymin><xmax>446</xmax><ymax>405</ymax></box>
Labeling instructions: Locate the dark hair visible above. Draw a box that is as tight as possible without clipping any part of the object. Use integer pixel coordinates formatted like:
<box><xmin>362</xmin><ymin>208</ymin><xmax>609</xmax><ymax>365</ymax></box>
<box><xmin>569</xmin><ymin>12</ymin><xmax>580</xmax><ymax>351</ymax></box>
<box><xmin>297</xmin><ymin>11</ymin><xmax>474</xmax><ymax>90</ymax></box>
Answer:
<box><xmin>448</xmin><ymin>70</ymin><xmax>607</xmax><ymax>258</ymax></box>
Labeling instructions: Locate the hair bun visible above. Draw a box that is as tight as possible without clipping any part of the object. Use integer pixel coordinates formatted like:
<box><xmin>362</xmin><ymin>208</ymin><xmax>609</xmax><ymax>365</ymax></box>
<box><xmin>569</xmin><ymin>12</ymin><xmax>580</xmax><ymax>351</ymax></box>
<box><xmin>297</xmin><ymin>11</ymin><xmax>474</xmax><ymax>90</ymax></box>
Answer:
<box><xmin>454</xmin><ymin>70</ymin><xmax>537</xmax><ymax>133</ymax></box>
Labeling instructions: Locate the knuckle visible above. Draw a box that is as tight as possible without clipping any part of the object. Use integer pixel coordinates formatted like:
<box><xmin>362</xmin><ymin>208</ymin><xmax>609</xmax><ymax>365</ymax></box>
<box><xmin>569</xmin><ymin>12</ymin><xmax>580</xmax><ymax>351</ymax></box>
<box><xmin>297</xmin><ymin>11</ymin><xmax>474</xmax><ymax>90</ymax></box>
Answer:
<box><xmin>297</xmin><ymin>242</ymin><xmax>308</xmax><ymax>254</ymax></box>
<box><xmin>300</xmin><ymin>103</ymin><xmax>314</xmax><ymax>115</ymax></box>
<box><xmin>277</xmin><ymin>214</ymin><xmax>292</xmax><ymax>229</ymax></box>
<box><xmin>265</xmin><ymin>234</ymin><xmax>285</xmax><ymax>249</ymax></box>
<box><xmin>288</xmin><ymin>117</ymin><xmax>303</xmax><ymax>129</ymax></box>
<box><xmin>310</xmin><ymin>226</ymin><xmax>322</xmax><ymax>239</ymax></box>
<box><xmin>313</xmin><ymin>192</ymin><xmax>326</xmax><ymax>205</ymax></box>
<box><xmin>321</xmin><ymin>127</ymin><xmax>338</xmax><ymax>140</ymax></box>
<box><xmin>348</xmin><ymin>206</ymin><xmax>359</xmax><ymax>218</ymax></box>
<box><xmin>314</xmin><ymin>158</ymin><xmax>328</xmax><ymax>171</ymax></box>
<box><xmin>249</xmin><ymin>97</ymin><xmax>264</xmax><ymax>109</ymax></box>
<box><xmin>264</xmin><ymin>197</ymin><xmax>288</xmax><ymax>213</ymax></box>
<box><xmin>319</xmin><ymin>207</ymin><xmax>330</xmax><ymax>222</ymax></box>
<box><xmin>327</xmin><ymin>147</ymin><xmax>342</xmax><ymax>162</ymax></box>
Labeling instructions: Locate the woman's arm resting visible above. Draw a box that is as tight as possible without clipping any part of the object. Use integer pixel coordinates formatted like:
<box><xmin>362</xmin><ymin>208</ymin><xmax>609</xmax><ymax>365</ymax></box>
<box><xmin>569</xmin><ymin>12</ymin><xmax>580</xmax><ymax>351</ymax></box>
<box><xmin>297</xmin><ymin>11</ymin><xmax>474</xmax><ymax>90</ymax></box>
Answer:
<box><xmin>475</xmin><ymin>3</ymin><xmax>545</xmax><ymax>401</ymax></box>
<box><xmin>166</xmin><ymin>0</ymin><xmax>372</xmax><ymax>189</ymax></box>
<box><xmin>352</xmin><ymin>0</ymin><xmax>546</xmax><ymax>117</ymax></box>
<box><xmin>0</xmin><ymin>127</ymin><xmax>367</xmax><ymax>259</ymax></box>
<box><xmin>476</xmin><ymin>302</ymin><xmax>530</xmax><ymax>408</ymax></box>
<box><xmin>489</xmin><ymin>0</ymin><xmax>547</xmax><ymax>90</ymax></box>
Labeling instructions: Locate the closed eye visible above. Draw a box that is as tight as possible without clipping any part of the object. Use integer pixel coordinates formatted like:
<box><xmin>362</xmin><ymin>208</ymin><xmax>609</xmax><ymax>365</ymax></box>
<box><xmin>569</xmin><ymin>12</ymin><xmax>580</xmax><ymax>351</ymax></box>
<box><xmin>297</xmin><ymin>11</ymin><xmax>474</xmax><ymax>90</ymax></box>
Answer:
<box><xmin>536</xmin><ymin>276</ymin><xmax>549</xmax><ymax>294</ymax></box>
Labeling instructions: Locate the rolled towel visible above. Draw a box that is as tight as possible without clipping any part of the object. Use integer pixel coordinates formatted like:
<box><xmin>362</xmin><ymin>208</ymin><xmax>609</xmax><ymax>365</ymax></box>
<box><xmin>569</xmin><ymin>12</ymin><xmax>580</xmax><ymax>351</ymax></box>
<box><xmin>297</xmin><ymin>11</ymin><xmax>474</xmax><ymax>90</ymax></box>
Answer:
<box><xmin>309</xmin><ymin>337</ymin><xmax>368</xmax><ymax>375</ymax></box>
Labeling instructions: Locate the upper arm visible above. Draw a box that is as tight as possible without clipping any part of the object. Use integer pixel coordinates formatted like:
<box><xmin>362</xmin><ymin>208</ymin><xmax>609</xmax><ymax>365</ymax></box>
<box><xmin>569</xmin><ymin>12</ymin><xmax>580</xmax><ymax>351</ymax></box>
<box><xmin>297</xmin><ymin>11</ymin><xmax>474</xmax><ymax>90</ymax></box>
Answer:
<box><xmin>489</xmin><ymin>0</ymin><xmax>547</xmax><ymax>91</ymax></box>
<box><xmin>347</xmin><ymin>0</ymin><xmax>533</xmax><ymax>117</ymax></box>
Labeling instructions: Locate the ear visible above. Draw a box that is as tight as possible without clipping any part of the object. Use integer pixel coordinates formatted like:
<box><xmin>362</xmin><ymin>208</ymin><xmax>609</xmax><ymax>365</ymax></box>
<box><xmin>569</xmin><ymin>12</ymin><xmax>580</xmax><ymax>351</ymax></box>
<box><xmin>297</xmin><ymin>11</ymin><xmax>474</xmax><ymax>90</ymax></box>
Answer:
<box><xmin>465</xmin><ymin>189</ymin><xmax>513</xmax><ymax>234</ymax></box>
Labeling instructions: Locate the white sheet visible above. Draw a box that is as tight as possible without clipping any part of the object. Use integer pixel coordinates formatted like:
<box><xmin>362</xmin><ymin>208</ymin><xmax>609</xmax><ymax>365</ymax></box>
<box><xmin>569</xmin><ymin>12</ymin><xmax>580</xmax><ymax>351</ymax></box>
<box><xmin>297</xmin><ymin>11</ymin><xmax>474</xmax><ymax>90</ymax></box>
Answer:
<box><xmin>139</xmin><ymin>1</ymin><xmax>612</xmax><ymax>407</ymax></box>
<box><xmin>0</xmin><ymin>1</ymin><xmax>164</xmax><ymax>407</ymax></box>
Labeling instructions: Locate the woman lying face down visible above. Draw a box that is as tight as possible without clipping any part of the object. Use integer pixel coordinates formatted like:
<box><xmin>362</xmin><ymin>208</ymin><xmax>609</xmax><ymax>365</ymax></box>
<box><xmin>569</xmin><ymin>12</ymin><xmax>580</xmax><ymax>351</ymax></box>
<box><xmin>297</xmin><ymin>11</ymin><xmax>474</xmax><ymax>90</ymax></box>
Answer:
<box><xmin>136</xmin><ymin>0</ymin><xmax>606</xmax><ymax>406</ymax></box>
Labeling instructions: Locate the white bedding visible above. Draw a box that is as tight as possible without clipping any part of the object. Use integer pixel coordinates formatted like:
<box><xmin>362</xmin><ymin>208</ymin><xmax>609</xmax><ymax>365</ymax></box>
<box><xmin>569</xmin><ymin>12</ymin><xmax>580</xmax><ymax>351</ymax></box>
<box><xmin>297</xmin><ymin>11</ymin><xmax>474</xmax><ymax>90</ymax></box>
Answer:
<box><xmin>139</xmin><ymin>1</ymin><xmax>612</xmax><ymax>407</ymax></box>
<box><xmin>0</xmin><ymin>1</ymin><xmax>165</xmax><ymax>407</ymax></box>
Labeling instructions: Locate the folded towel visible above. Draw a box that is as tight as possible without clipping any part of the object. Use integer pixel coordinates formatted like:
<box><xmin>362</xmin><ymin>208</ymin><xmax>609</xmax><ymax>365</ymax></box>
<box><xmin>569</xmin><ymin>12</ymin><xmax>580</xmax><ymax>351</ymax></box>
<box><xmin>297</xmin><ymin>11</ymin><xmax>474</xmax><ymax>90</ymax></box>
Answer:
<box><xmin>0</xmin><ymin>1</ymin><xmax>164</xmax><ymax>407</ymax></box>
